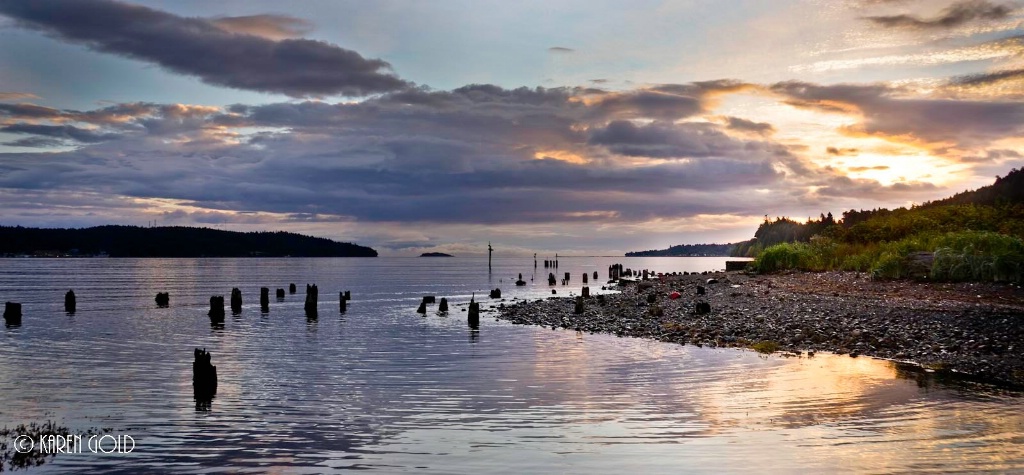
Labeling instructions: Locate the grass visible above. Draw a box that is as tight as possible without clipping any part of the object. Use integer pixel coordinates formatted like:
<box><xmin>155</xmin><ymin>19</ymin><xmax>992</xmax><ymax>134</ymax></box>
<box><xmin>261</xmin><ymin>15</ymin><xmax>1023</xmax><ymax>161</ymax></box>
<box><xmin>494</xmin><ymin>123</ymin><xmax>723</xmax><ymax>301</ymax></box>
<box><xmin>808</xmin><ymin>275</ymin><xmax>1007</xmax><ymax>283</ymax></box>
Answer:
<box><xmin>751</xmin><ymin>230</ymin><xmax>1024</xmax><ymax>283</ymax></box>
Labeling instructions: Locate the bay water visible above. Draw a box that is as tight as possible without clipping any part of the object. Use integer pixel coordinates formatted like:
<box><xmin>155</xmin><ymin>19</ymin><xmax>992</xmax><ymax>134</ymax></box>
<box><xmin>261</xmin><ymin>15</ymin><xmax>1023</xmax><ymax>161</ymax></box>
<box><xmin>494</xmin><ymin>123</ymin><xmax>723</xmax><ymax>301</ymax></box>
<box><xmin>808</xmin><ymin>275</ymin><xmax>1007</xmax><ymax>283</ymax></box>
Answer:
<box><xmin>0</xmin><ymin>257</ymin><xmax>1021</xmax><ymax>473</ymax></box>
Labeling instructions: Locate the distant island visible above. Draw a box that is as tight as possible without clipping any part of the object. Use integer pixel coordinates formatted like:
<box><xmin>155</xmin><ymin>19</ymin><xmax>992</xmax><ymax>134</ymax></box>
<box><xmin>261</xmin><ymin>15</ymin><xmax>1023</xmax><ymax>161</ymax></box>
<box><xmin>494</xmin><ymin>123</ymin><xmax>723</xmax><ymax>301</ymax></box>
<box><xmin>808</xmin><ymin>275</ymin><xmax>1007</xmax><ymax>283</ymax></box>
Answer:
<box><xmin>0</xmin><ymin>225</ymin><xmax>377</xmax><ymax>257</ymax></box>
<box><xmin>420</xmin><ymin>252</ymin><xmax>453</xmax><ymax>257</ymax></box>
<box><xmin>626</xmin><ymin>243</ymin><xmax>736</xmax><ymax>257</ymax></box>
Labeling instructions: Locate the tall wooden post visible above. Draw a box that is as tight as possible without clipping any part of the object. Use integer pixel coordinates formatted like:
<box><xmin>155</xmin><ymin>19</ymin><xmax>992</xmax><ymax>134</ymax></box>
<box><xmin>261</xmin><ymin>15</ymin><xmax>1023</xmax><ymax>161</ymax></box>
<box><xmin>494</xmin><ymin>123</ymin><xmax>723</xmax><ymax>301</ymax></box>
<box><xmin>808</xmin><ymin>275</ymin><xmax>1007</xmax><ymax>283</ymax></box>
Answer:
<box><xmin>488</xmin><ymin>242</ymin><xmax>493</xmax><ymax>272</ymax></box>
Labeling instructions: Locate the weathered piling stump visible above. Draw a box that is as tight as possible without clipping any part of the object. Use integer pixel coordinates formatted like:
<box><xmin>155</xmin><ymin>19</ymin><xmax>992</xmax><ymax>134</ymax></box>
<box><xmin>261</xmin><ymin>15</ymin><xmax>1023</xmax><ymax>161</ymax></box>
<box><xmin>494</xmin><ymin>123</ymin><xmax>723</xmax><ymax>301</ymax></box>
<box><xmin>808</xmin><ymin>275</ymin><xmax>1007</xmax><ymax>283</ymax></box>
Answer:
<box><xmin>582</xmin><ymin>286</ymin><xmax>590</xmax><ymax>298</ymax></box>
<box><xmin>417</xmin><ymin>300</ymin><xmax>427</xmax><ymax>314</ymax></box>
<box><xmin>260</xmin><ymin>287</ymin><xmax>270</xmax><ymax>312</ymax></box>
<box><xmin>289</xmin><ymin>283</ymin><xmax>297</xmax><ymax>294</ymax></box>
<box><xmin>574</xmin><ymin>296</ymin><xmax>585</xmax><ymax>314</ymax></box>
<box><xmin>642</xmin><ymin>270</ymin><xmax>649</xmax><ymax>280</ymax></box>
<box><xmin>344</xmin><ymin>291</ymin><xmax>351</xmax><ymax>301</ymax></box>
<box><xmin>208</xmin><ymin>296</ymin><xmax>225</xmax><ymax>322</ymax></box>
<box><xmin>230</xmin><ymin>288</ymin><xmax>242</xmax><ymax>314</ymax></box>
<box><xmin>593</xmin><ymin>271</ymin><xmax>598</xmax><ymax>280</ymax></box>
<box><xmin>64</xmin><ymin>290</ymin><xmax>76</xmax><ymax>313</ymax></box>
<box><xmin>4</xmin><ymin>302</ymin><xmax>22</xmax><ymax>326</ymax></box>
<box><xmin>339</xmin><ymin>292</ymin><xmax>347</xmax><ymax>312</ymax></box>
<box><xmin>548</xmin><ymin>273</ymin><xmax>556</xmax><ymax>285</ymax></box>
<box><xmin>438</xmin><ymin>298</ymin><xmax>449</xmax><ymax>312</ymax></box>
<box><xmin>695</xmin><ymin>301</ymin><xmax>711</xmax><ymax>315</ymax></box>
<box><xmin>489</xmin><ymin>288</ymin><xmax>501</xmax><ymax>299</ymax></box>
<box><xmin>276</xmin><ymin>288</ymin><xmax>285</xmax><ymax>300</ymax></box>
<box><xmin>515</xmin><ymin>273</ymin><xmax>526</xmax><ymax>286</ymax></box>
<box><xmin>468</xmin><ymin>296</ymin><xmax>480</xmax><ymax>328</ymax></box>
<box><xmin>423</xmin><ymin>296</ymin><xmax>436</xmax><ymax>304</ymax></box>
<box><xmin>564</xmin><ymin>272</ymin><xmax>570</xmax><ymax>283</ymax></box>
<box><xmin>304</xmin><ymin>284</ymin><xmax>318</xmax><ymax>317</ymax></box>
<box><xmin>155</xmin><ymin>292</ymin><xmax>170</xmax><ymax>307</ymax></box>
<box><xmin>696</xmin><ymin>285</ymin><xmax>706</xmax><ymax>295</ymax></box>
<box><xmin>583</xmin><ymin>273</ymin><xmax>588</xmax><ymax>284</ymax></box>
<box><xmin>192</xmin><ymin>348</ymin><xmax>218</xmax><ymax>400</ymax></box>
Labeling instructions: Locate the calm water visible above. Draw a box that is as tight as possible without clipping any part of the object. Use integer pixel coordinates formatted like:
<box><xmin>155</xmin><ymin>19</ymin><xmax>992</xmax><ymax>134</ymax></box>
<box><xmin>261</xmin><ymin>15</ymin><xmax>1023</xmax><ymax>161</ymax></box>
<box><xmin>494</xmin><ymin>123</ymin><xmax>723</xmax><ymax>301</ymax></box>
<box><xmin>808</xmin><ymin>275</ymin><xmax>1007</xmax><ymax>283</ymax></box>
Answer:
<box><xmin>0</xmin><ymin>257</ymin><xmax>1021</xmax><ymax>474</ymax></box>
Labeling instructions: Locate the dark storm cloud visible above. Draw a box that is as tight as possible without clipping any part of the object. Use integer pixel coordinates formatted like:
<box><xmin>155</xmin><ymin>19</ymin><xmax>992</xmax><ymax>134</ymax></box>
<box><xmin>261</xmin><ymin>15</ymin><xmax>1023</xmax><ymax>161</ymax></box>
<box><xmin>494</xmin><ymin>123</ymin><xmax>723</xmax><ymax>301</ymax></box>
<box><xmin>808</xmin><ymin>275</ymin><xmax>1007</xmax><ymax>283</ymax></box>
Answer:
<box><xmin>864</xmin><ymin>0</ymin><xmax>1013</xmax><ymax>29</ymax></box>
<box><xmin>0</xmin><ymin>0</ymin><xmax>410</xmax><ymax>97</ymax></box>
<box><xmin>1</xmin><ymin>124</ymin><xmax>122</xmax><ymax>144</ymax></box>
<box><xmin>588</xmin><ymin>121</ymin><xmax>751</xmax><ymax>158</ymax></box>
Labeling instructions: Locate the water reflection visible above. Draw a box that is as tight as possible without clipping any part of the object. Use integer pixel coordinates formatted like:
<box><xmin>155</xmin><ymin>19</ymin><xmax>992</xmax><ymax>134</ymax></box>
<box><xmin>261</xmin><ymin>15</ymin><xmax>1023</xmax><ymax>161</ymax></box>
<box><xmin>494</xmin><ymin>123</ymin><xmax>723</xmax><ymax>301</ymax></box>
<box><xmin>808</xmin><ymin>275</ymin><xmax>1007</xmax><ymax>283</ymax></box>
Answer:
<box><xmin>0</xmin><ymin>257</ymin><xmax>1019</xmax><ymax>474</ymax></box>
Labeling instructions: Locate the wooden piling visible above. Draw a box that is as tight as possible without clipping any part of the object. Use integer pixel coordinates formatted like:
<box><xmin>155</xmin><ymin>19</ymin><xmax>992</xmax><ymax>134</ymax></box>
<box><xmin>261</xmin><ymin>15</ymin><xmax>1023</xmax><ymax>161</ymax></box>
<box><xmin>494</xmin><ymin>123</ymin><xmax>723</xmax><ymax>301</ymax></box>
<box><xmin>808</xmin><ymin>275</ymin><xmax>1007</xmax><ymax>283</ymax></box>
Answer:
<box><xmin>230</xmin><ymin>288</ymin><xmax>242</xmax><ymax>313</ymax></box>
<box><xmin>593</xmin><ymin>271</ymin><xmax>598</xmax><ymax>280</ymax></box>
<box><xmin>574</xmin><ymin>296</ymin><xmax>584</xmax><ymax>314</ymax></box>
<box><xmin>468</xmin><ymin>296</ymin><xmax>480</xmax><ymax>328</ymax></box>
<box><xmin>339</xmin><ymin>292</ymin><xmax>347</xmax><ymax>312</ymax></box>
<box><xmin>155</xmin><ymin>292</ymin><xmax>170</xmax><ymax>307</ymax></box>
<box><xmin>289</xmin><ymin>283</ymin><xmax>296</xmax><ymax>294</ymax></box>
<box><xmin>208</xmin><ymin>296</ymin><xmax>225</xmax><ymax>322</ymax></box>
<box><xmin>276</xmin><ymin>288</ymin><xmax>285</xmax><ymax>299</ymax></box>
<box><xmin>582</xmin><ymin>286</ymin><xmax>590</xmax><ymax>298</ymax></box>
<box><xmin>304</xmin><ymin>284</ymin><xmax>318</xmax><ymax>316</ymax></box>
<box><xmin>582</xmin><ymin>273</ymin><xmax>588</xmax><ymax>284</ymax></box>
<box><xmin>548</xmin><ymin>273</ymin><xmax>556</xmax><ymax>285</ymax></box>
<box><xmin>423</xmin><ymin>296</ymin><xmax>436</xmax><ymax>304</ymax></box>
<box><xmin>4</xmin><ymin>302</ymin><xmax>22</xmax><ymax>326</ymax></box>
<box><xmin>64</xmin><ymin>290</ymin><xmax>76</xmax><ymax>313</ymax></box>
<box><xmin>192</xmin><ymin>348</ymin><xmax>218</xmax><ymax>400</ymax></box>
<box><xmin>438</xmin><ymin>298</ymin><xmax>449</xmax><ymax>312</ymax></box>
<box><xmin>417</xmin><ymin>300</ymin><xmax>427</xmax><ymax>314</ymax></box>
<box><xmin>344</xmin><ymin>291</ymin><xmax>351</xmax><ymax>301</ymax></box>
<box><xmin>260</xmin><ymin>287</ymin><xmax>269</xmax><ymax>311</ymax></box>
<box><xmin>489</xmin><ymin>288</ymin><xmax>501</xmax><ymax>298</ymax></box>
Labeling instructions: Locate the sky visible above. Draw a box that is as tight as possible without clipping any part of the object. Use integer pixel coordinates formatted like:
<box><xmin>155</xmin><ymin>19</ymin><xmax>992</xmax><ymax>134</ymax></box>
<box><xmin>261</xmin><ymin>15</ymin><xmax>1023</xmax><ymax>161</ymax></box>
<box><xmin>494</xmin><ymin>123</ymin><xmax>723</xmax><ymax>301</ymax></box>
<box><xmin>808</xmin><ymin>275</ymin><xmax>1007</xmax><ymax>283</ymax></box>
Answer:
<box><xmin>0</xmin><ymin>0</ymin><xmax>1023</xmax><ymax>256</ymax></box>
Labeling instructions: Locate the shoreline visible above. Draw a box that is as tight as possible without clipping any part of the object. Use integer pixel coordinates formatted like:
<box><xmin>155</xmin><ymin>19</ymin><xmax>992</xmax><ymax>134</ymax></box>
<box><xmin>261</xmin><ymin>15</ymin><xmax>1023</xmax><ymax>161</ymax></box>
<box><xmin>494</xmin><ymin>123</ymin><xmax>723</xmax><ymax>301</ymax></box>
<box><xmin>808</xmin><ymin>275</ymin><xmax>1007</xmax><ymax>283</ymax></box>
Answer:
<box><xmin>496</xmin><ymin>270</ymin><xmax>1024</xmax><ymax>387</ymax></box>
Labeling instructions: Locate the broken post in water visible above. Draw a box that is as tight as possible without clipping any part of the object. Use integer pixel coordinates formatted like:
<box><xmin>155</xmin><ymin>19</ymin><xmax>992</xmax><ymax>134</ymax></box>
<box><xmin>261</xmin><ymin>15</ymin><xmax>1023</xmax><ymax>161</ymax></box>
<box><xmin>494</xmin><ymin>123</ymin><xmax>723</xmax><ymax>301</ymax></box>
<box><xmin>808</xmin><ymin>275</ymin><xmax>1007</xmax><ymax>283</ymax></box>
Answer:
<box><xmin>155</xmin><ymin>292</ymin><xmax>170</xmax><ymax>307</ymax></box>
<box><xmin>417</xmin><ymin>298</ymin><xmax>427</xmax><ymax>314</ymax></box>
<box><xmin>516</xmin><ymin>273</ymin><xmax>526</xmax><ymax>286</ymax></box>
<box><xmin>574</xmin><ymin>296</ymin><xmax>585</xmax><ymax>314</ymax></box>
<box><xmin>583</xmin><ymin>273</ymin><xmax>588</xmax><ymax>284</ymax></box>
<box><xmin>582</xmin><ymin>286</ymin><xmax>590</xmax><ymax>298</ymax></box>
<box><xmin>593</xmin><ymin>271</ymin><xmax>598</xmax><ymax>280</ymax></box>
<box><xmin>548</xmin><ymin>273</ymin><xmax>556</xmax><ymax>285</ymax></box>
<box><xmin>260</xmin><ymin>287</ymin><xmax>269</xmax><ymax>312</ymax></box>
<box><xmin>289</xmin><ymin>283</ymin><xmax>296</xmax><ymax>294</ymax></box>
<box><xmin>276</xmin><ymin>288</ymin><xmax>285</xmax><ymax>300</ymax></box>
<box><xmin>438</xmin><ymin>298</ymin><xmax>449</xmax><ymax>312</ymax></box>
<box><xmin>208</xmin><ymin>296</ymin><xmax>225</xmax><ymax>323</ymax></box>
<box><xmin>339</xmin><ymin>292</ymin><xmax>347</xmax><ymax>312</ymax></box>
<box><xmin>230</xmin><ymin>288</ymin><xmax>242</xmax><ymax>314</ymax></box>
<box><xmin>344</xmin><ymin>291</ymin><xmax>351</xmax><ymax>301</ymax></box>
<box><xmin>468</xmin><ymin>295</ymin><xmax>480</xmax><ymax>329</ymax></box>
<box><xmin>4</xmin><ymin>302</ymin><xmax>22</xmax><ymax>326</ymax></box>
<box><xmin>488</xmin><ymin>241</ymin><xmax>493</xmax><ymax>272</ymax></box>
<box><xmin>489</xmin><ymin>288</ymin><xmax>501</xmax><ymax>298</ymax></box>
<box><xmin>64</xmin><ymin>290</ymin><xmax>76</xmax><ymax>313</ymax></box>
<box><xmin>304</xmin><ymin>284</ymin><xmax>318</xmax><ymax>317</ymax></box>
<box><xmin>192</xmin><ymin>348</ymin><xmax>217</xmax><ymax>401</ymax></box>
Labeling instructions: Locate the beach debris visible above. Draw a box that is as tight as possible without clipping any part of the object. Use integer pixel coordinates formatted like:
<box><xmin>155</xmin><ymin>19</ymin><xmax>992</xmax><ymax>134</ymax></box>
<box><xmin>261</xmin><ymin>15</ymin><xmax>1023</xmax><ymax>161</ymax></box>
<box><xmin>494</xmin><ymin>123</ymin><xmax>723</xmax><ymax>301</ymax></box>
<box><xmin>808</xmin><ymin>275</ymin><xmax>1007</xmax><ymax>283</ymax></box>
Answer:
<box><xmin>706</xmin><ymin>278</ymin><xmax>719</xmax><ymax>285</ymax></box>
<box><xmin>696</xmin><ymin>285</ymin><xmax>706</xmax><ymax>295</ymax></box>
<box><xmin>695</xmin><ymin>301</ymin><xmax>711</xmax><ymax>314</ymax></box>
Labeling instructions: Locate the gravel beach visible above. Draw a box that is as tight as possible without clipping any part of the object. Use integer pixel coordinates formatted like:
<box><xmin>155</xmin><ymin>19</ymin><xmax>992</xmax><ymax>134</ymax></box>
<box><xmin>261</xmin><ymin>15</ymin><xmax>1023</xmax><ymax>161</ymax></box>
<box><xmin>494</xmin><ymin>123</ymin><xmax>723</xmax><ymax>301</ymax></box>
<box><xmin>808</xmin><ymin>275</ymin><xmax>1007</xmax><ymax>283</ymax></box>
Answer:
<box><xmin>496</xmin><ymin>271</ymin><xmax>1024</xmax><ymax>387</ymax></box>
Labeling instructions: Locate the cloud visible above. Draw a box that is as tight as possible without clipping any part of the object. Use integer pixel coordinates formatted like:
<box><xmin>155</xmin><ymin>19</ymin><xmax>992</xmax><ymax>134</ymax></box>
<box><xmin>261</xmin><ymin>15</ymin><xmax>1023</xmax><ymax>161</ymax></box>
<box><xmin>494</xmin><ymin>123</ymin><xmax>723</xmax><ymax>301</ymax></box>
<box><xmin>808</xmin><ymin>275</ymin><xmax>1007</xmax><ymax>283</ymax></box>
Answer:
<box><xmin>548</xmin><ymin>46</ymin><xmax>575</xmax><ymax>53</ymax></box>
<box><xmin>864</xmin><ymin>0</ymin><xmax>1013</xmax><ymax>29</ymax></box>
<box><xmin>588</xmin><ymin>120</ymin><xmax>769</xmax><ymax>159</ymax></box>
<box><xmin>210</xmin><ymin>14</ymin><xmax>314</xmax><ymax>40</ymax></box>
<box><xmin>826</xmin><ymin>147</ymin><xmax>860</xmax><ymax>156</ymax></box>
<box><xmin>724</xmin><ymin>117</ymin><xmax>775</xmax><ymax>135</ymax></box>
<box><xmin>0</xmin><ymin>92</ymin><xmax>40</xmax><ymax>101</ymax></box>
<box><xmin>952</xmin><ymin>67</ymin><xmax>1024</xmax><ymax>87</ymax></box>
<box><xmin>0</xmin><ymin>0</ymin><xmax>410</xmax><ymax>97</ymax></box>
<box><xmin>1</xmin><ymin>124</ymin><xmax>122</xmax><ymax>144</ymax></box>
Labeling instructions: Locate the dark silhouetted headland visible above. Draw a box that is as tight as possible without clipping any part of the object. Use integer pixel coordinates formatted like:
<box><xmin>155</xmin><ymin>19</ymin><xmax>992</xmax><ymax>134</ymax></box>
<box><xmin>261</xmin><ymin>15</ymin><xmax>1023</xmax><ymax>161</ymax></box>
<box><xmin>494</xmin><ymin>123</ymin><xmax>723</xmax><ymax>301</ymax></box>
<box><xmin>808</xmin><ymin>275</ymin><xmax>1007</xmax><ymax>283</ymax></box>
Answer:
<box><xmin>0</xmin><ymin>225</ymin><xmax>377</xmax><ymax>257</ymax></box>
<box><xmin>419</xmin><ymin>252</ymin><xmax>454</xmax><ymax>257</ymax></box>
